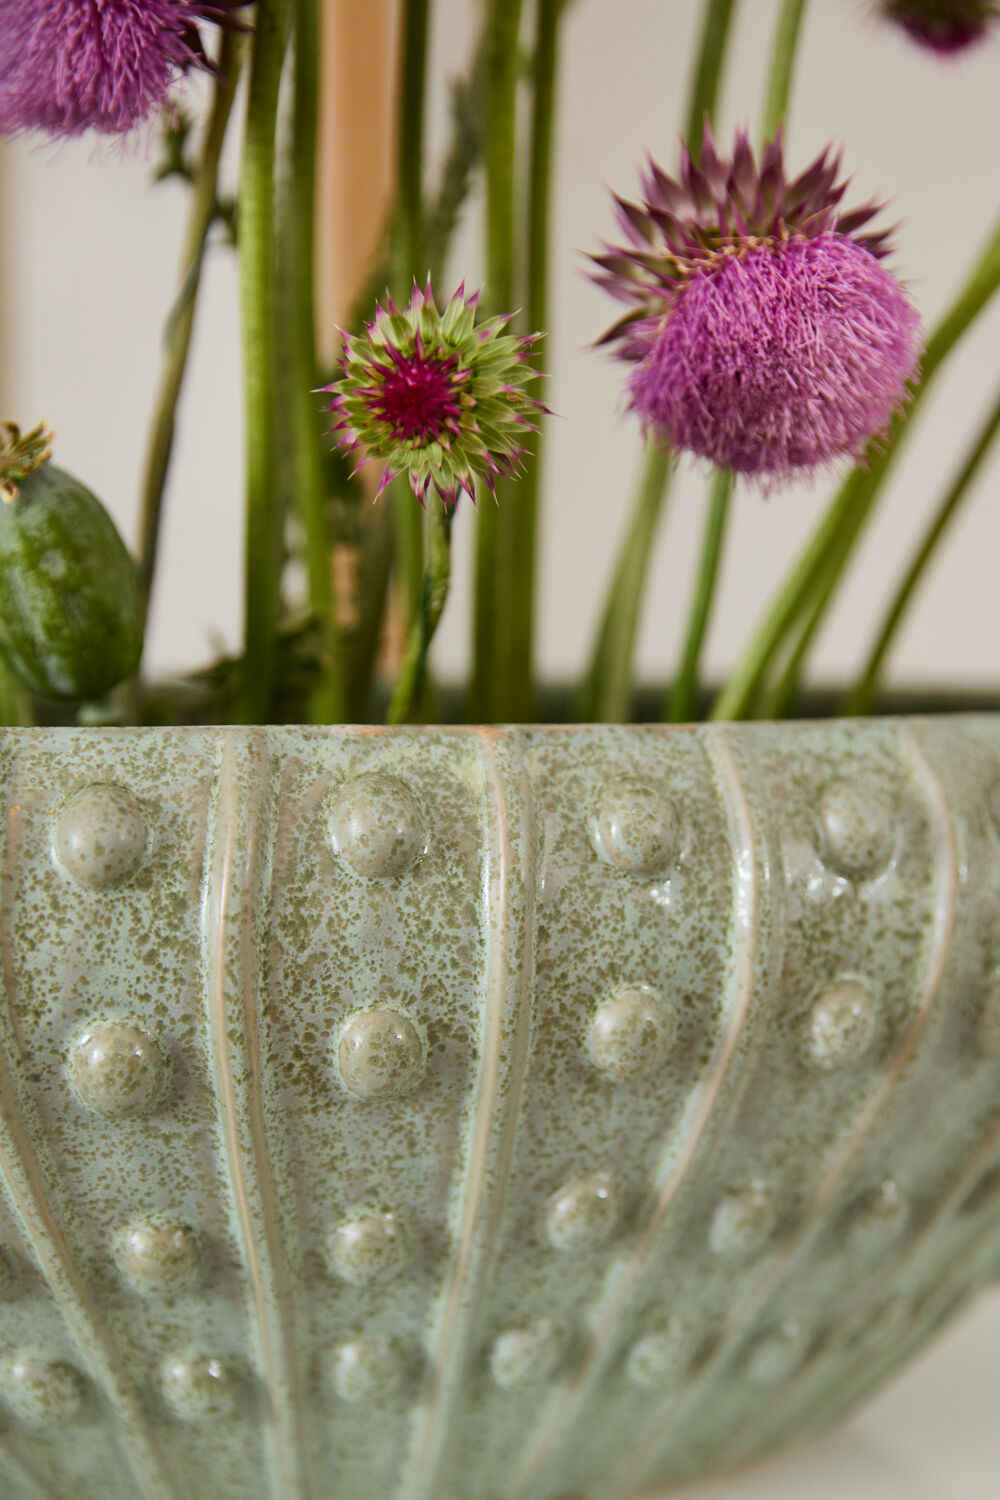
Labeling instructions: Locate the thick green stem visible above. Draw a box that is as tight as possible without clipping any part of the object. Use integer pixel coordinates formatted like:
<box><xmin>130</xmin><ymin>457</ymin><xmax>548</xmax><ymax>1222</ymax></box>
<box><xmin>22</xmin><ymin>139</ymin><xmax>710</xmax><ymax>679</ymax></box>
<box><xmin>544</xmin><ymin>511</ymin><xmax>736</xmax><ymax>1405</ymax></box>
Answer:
<box><xmin>471</xmin><ymin>0</ymin><xmax>524</xmax><ymax>722</ymax></box>
<box><xmin>138</xmin><ymin>29</ymin><xmax>242</xmax><ymax>627</ymax></box>
<box><xmin>665</xmin><ymin>0</ymin><xmax>804</xmax><ymax>724</ymax></box>
<box><xmin>292</xmin><ymin>0</ymin><xmax>344</xmax><ymax>724</ymax></box>
<box><xmin>665</xmin><ymin>468</ymin><xmax>732</xmax><ymax>723</ymax></box>
<box><xmin>578</xmin><ymin>442</ymin><xmax>673</xmax><ymax>722</ymax></box>
<box><xmin>348</xmin><ymin>500</ymin><xmax>395</xmax><ymax>721</ymax></box>
<box><xmin>712</xmin><ymin>207</ymin><xmax>1000</xmax><ymax>722</ymax></box>
<box><xmin>0</xmin><ymin>661</ymin><xmax>32</xmax><ymax>728</ymax></box>
<box><xmin>394</xmin><ymin>0</ymin><xmax>430</xmax><ymax>643</ymax></box>
<box><xmin>685</xmin><ymin>0</ymin><xmax>739</xmax><ymax>154</ymax></box>
<box><xmin>761</xmin><ymin>0</ymin><xmax>808</xmax><ymax>141</ymax></box>
<box><xmin>578</xmin><ymin>0</ymin><xmax>737</xmax><ymax>726</ymax></box>
<box><xmin>504</xmin><ymin>0</ymin><xmax>560</xmax><ymax>723</ymax></box>
<box><xmin>388</xmin><ymin>507</ymin><xmax>453</xmax><ymax>724</ymax></box>
<box><xmin>236</xmin><ymin>0</ymin><xmax>289</xmax><ymax>724</ymax></box>
<box><xmin>844</xmin><ymin>380</ymin><xmax>1000</xmax><ymax>717</ymax></box>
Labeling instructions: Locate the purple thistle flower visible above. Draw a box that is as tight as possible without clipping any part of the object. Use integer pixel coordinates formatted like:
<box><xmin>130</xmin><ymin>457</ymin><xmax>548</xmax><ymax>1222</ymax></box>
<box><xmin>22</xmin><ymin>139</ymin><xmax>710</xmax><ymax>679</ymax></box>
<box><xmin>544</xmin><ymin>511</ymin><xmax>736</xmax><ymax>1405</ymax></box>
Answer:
<box><xmin>878</xmin><ymin>0</ymin><xmax>998</xmax><ymax>53</ymax></box>
<box><xmin>592</xmin><ymin>128</ymin><xmax>922</xmax><ymax>484</ymax></box>
<box><xmin>0</xmin><ymin>0</ymin><xmax>246</xmax><ymax>139</ymax></box>
<box><xmin>325</xmin><ymin>281</ymin><xmax>547</xmax><ymax>509</ymax></box>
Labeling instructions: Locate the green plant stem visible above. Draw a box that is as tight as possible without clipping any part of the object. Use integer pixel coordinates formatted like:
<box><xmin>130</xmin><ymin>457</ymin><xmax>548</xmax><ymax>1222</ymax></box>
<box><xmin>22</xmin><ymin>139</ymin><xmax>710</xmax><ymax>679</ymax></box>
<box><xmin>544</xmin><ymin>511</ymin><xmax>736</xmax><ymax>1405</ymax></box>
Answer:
<box><xmin>471</xmin><ymin>0</ymin><xmax>524</xmax><ymax>722</ymax></box>
<box><xmin>137</xmin><ymin>28</ymin><xmax>242</xmax><ymax>627</ymax></box>
<box><xmin>578</xmin><ymin>0</ymin><xmax>737</xmax><ymax>726</ymax></box>
<box><xmin>665</xmin><ymin>468</ymin><xmax>732</xmax><ymax>722</ymax></box>
<box><xmin>664</xmin><ymin>0</ymin><xmax>805</xmax><ymax>725</ymax></box>
<box><xmin>387</xmin><ymin>507</ymin><xmax>453</xmax><ymax>724</ymax></box>
<box><xmin>0</xmin><ymin>661</ymin><xmax>31</xmax><ymax>728</ymax></box>
<box><xmin>578</xmin><ymin>442</ymin><xmax>673</xmax><ymax>722</ymax></box>
<box><xmin>685</xmin><ymin>0</ymin><xmax>739</xmax><ymax>154</ymax></box>
<box><xmin>711</xmin><ymin>207</ymin><xmax>1000</xmax><ymax>723</ymax></box>
<box><xmin>761</xmin><ymin>0</ymin><xmax>808</xmax><ymax>140</ymax></box>
<box><xmin>843</xmin><ymin>380</ymin><xmax>1000</xmax><ymax>717</ymax></box>
<box><xmin>236</xmin><ymin>0</ymin><xmax>289</xmax><ymax>724</ymax></box>
<box><xmin>291</xmin><ymin>0</ymin><xmax>344</xmax><ymax>724</ymax></box>
<box><xmin>757</xmin><ymin>509</ymin><xmax>859</xmax><ymax>719</ymax></box>
<box><xmin>504</xmin><ymin>0</ymin><xmax>561</xmax><ymax>723</ymax></box>
<box><xmin>394</xmin><ymin>0</ymin><xmax>430</xmax><ymax>644</ymax></box>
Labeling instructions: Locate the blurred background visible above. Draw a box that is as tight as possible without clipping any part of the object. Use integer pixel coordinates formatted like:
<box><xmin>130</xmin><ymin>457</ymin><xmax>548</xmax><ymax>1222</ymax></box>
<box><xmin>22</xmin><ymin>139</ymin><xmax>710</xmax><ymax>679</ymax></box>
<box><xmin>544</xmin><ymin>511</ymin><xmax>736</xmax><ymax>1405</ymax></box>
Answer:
<box><xmin>2</xmin><ymin>3</ymin><xmax>999</xmax><ymax>1493</ymax></box>
<box><xmin>3</xmin><ymin>0</ymin><xmax>1000</xmax><ymax>700</ymax></box>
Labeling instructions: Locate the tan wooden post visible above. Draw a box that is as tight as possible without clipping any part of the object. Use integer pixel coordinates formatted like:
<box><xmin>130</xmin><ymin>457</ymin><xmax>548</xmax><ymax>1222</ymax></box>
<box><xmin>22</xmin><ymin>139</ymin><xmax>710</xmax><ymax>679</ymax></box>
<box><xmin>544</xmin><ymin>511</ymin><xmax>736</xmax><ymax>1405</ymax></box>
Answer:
<box><xmin>316</xmin><ymin>0</ymin><xmax>400</xmax><ymax>362</ymax></box>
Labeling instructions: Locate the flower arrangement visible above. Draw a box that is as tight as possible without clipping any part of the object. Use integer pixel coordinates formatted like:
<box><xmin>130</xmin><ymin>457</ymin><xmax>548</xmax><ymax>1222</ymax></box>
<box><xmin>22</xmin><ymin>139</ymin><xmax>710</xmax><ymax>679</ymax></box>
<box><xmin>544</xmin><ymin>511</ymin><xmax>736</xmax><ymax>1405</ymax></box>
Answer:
<box><xmin>0</xmin><ymin>0</ymin><xmax>998</xmax><ymax>729</ymax></box>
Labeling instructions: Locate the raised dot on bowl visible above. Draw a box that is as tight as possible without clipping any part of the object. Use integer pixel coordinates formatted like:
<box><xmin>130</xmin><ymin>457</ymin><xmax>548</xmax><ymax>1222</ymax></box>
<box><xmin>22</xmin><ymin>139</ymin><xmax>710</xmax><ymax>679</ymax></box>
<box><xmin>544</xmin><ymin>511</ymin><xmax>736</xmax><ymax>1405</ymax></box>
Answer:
<box><xmin>590</xmin><ymin>776</ymin><xmax>677</xmax><ymax>878</ymax></box>
<box><xmin>328</xmin><ymin>774</ymin><xmax>424</xmax><ymax>879</ymax></box>
<box><xmin>327</xmin><ymin>1338</ymin><xmax>405</xmax><ymax>1403</ymax></box>
<box><xmin>336</xmin><ymin>1010</ymin><xmax>426</xmax><ymax>1099</ymax></box>
<box><xmin>745</xmin><ymin>1320</ymin><xmax>809</xmax><ymax>1387</ymax></box>
<box><xmin>803</xmin><ymin>981</ymin><xmax>879</xmax><ymax>1072</ymax></box>
<box><xmin>1</xmin><ymin>1357</ymin><xmax>87</xmax><ymax>1428</ymax></box>
<box><xmin>624</xmin><ymin>1318</ymin><xmax>690</xmax><ymax>1390</ymax></box>
<box><xmin>588</xmin><ymin>988</ymin><xmax>675</xmax><ymax>1081</ymax></box>
<box><xmin>817</xmin><ymin>780</ymin><xmax>894</xmax><ymax>879</ymax></box>
<box><xmin>115</xmin><ymin>1219</ymin><xmax>204</xmax><ymax>1296</ymax></box>
<box><xmin>161</xmin><ymin>1356</ymin><xmax>242</xmax><ymax>1421</ymax></box>
<box><xmin>845</xmin><ymin>1179</ymin><xmax>908</xmax><ymax>1251</ymax></box>
<box><xmin>52</xmin><ymin>784</ymin><xmax>147</xmax><ymax>890</ymax></box>
<box><xmin>708</xmin><ymin>1183</ymin><xmax>774</xmax><ymax>1262</ymax></box>
<box><xmin>489</xmin><ymin>1319</ymin><xmax>561</xmax><ymax>1389</ymax></box>
<box><xmin>545</xmin><ymin>1174</ymin><xmax>619</xmax><ymax>1252</ymax></box>
<box><xmin>68</xmin><ymin>1022</ymin><xmax>168</xmax><ymax>1119</ymax></box>
<box><xmin>326</xmin><ymin>1213</ymin><xmax>408</xmax><ymax>1286</ymax></box>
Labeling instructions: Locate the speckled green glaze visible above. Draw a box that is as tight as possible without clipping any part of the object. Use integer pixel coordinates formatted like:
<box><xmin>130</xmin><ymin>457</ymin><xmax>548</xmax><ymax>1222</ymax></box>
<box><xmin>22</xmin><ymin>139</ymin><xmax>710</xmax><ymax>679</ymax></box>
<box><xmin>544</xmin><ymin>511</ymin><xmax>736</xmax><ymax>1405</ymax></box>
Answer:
<box><xmin>0</xmin><ymin>720</ymin><xmax>998</xmax><ymax>1499</ymax></box>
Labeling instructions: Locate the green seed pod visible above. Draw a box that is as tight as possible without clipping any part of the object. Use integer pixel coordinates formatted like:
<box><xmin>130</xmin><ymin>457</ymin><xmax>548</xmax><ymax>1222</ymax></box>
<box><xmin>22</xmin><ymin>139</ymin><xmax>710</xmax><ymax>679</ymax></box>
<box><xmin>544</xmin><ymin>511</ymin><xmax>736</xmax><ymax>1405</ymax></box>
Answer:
<box><xmin>0</xmin><ymin>428</ymin><xmax>143</xmax><ymax>701</ymax></box>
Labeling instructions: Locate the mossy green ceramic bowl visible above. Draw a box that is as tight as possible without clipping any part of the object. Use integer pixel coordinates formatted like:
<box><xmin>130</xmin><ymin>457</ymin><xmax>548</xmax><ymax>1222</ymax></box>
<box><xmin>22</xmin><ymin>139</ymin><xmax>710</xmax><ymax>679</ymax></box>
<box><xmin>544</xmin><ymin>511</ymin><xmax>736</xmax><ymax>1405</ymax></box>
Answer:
<box><xmin>0</xmin><ymin>717</ymin><xmax>998</xmax><ymax>1500</ymax></box>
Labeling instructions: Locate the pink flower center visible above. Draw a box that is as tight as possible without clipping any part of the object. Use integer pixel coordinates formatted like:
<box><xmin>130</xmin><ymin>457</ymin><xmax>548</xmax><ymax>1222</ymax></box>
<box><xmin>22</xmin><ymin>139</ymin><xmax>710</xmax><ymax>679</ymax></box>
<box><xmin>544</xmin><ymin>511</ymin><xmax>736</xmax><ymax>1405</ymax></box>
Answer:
<box><xmin>369</xmin><ymin>348</ymin><xmax>463</xmax><ymax>445</ymax></box>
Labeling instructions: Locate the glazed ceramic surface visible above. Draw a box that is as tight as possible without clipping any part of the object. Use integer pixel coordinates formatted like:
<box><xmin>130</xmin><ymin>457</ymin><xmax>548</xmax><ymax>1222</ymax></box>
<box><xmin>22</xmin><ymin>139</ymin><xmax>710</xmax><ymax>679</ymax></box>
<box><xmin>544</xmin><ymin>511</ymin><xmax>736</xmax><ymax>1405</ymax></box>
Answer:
<box><xmin>0</xmin><ymin>720</ymin><xmax>999</xmax><ymax>1500</ymax></box>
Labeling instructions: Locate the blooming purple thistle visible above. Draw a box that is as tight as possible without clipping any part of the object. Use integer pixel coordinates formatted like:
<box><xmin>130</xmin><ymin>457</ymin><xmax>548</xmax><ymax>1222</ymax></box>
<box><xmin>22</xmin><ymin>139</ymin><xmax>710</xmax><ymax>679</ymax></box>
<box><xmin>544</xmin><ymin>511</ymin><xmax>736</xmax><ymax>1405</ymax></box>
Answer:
<box><xmin>591</xmin><ymin>127</ymin><xmax>922</xmax><ymax>483</ymax></box>
<box><xmin>325</xmin><ymin>281</ymin><xmax>547</xmax><ymax>509</ymax></box>
<box><xmin>878</xmin><ymin>0</ymin><xmax>998</xmax><ymax>52</ymax></box>
<box><xmin>0</xmin><ymin>0</ymin><xmax>246</xmax><ymax>139</ymax></box>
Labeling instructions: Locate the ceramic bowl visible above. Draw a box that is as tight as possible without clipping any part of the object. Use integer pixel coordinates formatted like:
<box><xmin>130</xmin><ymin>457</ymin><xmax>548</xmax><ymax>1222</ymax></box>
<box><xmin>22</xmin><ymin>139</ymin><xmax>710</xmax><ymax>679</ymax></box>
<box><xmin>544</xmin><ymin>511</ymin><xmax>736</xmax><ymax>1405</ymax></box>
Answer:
<box><xmin>0</xmin><ymin>719</ymin><xmax>998</xmax><ymax>1500</ymax></box>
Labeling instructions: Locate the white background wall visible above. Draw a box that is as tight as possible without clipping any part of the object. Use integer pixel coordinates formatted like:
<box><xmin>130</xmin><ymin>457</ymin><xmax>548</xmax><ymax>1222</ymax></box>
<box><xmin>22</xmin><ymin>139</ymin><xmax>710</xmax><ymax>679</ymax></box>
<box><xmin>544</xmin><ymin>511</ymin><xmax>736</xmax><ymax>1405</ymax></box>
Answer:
<box><xmin>3</xmin><ymin>0</ymin><xmax>1000</xmax><ymax>695</ymax></box>
<box><xmin>2</xmin><ymin>6</ymin><xmax>999</xmax><ymax>1494</ymax></box>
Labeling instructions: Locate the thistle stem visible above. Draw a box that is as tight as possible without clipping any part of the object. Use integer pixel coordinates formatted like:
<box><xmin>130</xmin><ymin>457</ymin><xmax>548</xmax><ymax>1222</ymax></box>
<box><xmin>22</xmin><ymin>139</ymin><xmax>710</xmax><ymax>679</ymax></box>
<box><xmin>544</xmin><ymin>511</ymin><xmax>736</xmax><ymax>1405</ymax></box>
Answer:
<box><xmin>0</xmin><ymin>661</ymin><xmax>32</xmax><ymax>728</ymax></box>
<box><xmin>292</xmin><ymin>0</ymin><xmax>344</xmax><ymax>724</ymax></box>
<box><xmin>711</xmin><ymin>207</ymin><xmax>1000</xmax><ymax>722</ymax></box>
<box><xmin>685</xmin><ymin>0</ymin><xmax>740</xmax><ymax>153</ymax></box>
<box><xmin>761</xmin><ymin>0</ymin><xmax>809</xmax><ymax>141</ymax></box>
<box><xmin>236</xmin><ymin>0</ymin><xmax>289</xmax><ymax>724</ymax></box>
<box><xmin>579</xmin><ymin>0</ymin><xmax>737</xmax><ymax>726</ymax></box>
<box><xmin>843</xmin><ymin>379</ymin><xmax>1000</xmax><ymax>717</ymax></box>
<box><xmin>471</xmin><ymin>0</ymin><xmax>524</xmax><ymax>722</ymax></box>
<box><xmin>578</xmin><ymin>442</ymin><xmax>673</xmax><ymax>722</ymax></box>
<box><xmin>665</xmin><ymin>0</ymin><xmax>805</xmax><ymax>725</ymax></box>
<box><xmin>387</xmin><ymin>506</ymin><xmax>453</xmax><ymax>724</ymax></box>
<box><xmin>504</xmin><ymin>0</ymin><xmax>561</xmax><ymax>723</ymax></box>
<box><xmin>138</xmin><ymin>28</ymin><xmax>242</xmax><ymax>629</ymax></box>
<box><xmin>394</xmin><ymin>0</ymin><xmax>430</xmax><ymax>644</ymax></box>
<box><xmin>665</xmin><ymin>468</ymin><xmax>731</xmax><ymax>722</ymax></box>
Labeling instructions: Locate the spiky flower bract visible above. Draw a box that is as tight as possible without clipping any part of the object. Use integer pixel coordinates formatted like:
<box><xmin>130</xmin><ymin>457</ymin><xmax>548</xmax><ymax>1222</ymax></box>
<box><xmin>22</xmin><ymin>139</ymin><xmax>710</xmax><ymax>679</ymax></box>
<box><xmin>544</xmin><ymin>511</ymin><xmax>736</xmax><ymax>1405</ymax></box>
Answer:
<box><xmin>0</xmin><ymin>1</ymin><xmax>246</xmax><ymax>139</ymax></box>
<box><xmin>879</xmin><ymin>0</ymin><xmax>998</xmax><ymax>52</ymax></box>
<box><xmin>325</xmin><ymin>281</ymin><xmax>546</xmax><ymax>508</ymax></box>
<box><xmin>591</xmin><ymin>128</ymin><xmax>922</xmax><ymax>484</ymax></box>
